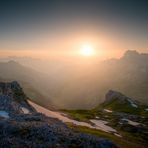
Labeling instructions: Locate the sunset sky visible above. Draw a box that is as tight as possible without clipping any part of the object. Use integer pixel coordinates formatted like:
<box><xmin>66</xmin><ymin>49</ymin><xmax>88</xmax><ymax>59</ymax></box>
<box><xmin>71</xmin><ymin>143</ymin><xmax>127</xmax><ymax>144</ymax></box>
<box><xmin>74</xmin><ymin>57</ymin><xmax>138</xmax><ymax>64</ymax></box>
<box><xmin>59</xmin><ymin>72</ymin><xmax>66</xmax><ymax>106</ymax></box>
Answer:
<box><xmin>0</xmin><ymin>0</ymin><xmax>148</xmax><ymax>60</ymax></box>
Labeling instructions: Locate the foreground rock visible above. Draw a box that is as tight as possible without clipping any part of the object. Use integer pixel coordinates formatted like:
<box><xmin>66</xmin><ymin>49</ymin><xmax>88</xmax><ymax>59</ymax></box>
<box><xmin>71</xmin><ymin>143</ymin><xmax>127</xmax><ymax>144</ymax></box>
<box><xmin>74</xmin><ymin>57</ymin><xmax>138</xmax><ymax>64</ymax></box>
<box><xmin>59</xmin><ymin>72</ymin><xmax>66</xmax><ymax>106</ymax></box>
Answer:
<box><xmin>0</xmin><ymin>113</ymin><xmax>116</xmax><ymax>148</ymax></box>
<box><xmin>0</xmin><ymin>81</ymin><xmax>36</xmax><ymax>116</ymax></box>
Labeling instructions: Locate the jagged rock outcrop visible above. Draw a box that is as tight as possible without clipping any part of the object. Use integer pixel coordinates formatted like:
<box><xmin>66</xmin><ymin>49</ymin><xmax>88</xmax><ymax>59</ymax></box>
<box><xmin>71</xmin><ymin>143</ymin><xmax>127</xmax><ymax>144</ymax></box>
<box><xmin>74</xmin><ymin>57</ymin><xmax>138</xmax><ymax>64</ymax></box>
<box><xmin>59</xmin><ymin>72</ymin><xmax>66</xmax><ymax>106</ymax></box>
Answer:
<box><xmin>105</xmin><ymin>90</ymin><xmax>127</xmax><ymax>103</ymax></box>
<box><xmin>0</xmin><ymin>81</ymin><xmax>27</xmax><ymax>101</ymax></box>
<box><xmin>0</xmin><ymin>81</ymin><xmax>36</xmax><ymax>116</ymax></box>
<box><xmin>105</xmin><ymin>90</ymin><xmax>138</xmax><ymax>105</ymax></box>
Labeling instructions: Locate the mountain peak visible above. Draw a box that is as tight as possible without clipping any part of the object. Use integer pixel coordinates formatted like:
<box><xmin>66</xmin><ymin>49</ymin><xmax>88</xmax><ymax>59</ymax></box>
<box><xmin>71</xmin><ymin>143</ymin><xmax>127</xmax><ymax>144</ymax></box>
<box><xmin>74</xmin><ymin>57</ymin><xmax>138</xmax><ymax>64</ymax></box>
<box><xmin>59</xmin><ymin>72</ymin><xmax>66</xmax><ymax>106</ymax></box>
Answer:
<box><xmin>99</xmin><ymin>90</ymin><xmax>148</xmax><ymax>115</ymax></box>
<box><xmin>7</xmin><ymin>60</ymin><xmax>20</xmax><ymax>65</ymax></box>
<box><xmin>105</xmin><ymin>90</ymin><xmax>139</xmax><ymax>105</ymax></box>
<box><xmin>105</xmin><ymin>90</ymin><xmax>126</xmax><ymax>103</ymax></box>
<box><xmin>123</xmin><ymin>50</ymin><xmax>140</xmax><ymax>58</ymax></box>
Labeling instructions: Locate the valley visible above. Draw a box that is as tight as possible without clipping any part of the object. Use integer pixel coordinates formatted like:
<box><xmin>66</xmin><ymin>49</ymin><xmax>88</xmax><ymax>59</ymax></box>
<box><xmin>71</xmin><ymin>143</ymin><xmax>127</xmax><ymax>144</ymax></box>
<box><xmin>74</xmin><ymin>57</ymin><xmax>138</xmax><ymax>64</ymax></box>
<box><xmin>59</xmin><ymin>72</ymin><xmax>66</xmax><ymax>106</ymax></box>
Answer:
<box><xmin>1</xmin><ymin>50</ymin><xmax>148</xmax><ymax>109</ymax></box>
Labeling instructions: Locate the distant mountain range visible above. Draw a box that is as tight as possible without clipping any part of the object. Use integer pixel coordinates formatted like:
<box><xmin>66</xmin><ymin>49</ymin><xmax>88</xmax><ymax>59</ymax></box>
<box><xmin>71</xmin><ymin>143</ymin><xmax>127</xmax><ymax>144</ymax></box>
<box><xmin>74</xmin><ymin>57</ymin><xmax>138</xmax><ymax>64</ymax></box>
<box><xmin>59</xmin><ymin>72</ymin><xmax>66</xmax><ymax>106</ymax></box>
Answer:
<box><xmin>0</xmin><ymin>61</ymin><xmax>54</xmax><ymax>109</ymax></box>
<box><xmin>0</xmin><ymin>50</ymin><xmax>148</xmax><ymax>109</ymax></box>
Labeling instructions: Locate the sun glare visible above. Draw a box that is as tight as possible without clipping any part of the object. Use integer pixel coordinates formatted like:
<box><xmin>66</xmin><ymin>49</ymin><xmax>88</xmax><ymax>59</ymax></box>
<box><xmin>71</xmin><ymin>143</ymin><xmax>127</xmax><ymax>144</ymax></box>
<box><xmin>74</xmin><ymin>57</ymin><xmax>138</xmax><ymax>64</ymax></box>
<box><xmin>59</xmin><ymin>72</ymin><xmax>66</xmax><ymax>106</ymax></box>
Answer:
<box><xmin>80</xmin><ymin>44</ymin><xmax>95</xmax><ymax>56</ymax></box>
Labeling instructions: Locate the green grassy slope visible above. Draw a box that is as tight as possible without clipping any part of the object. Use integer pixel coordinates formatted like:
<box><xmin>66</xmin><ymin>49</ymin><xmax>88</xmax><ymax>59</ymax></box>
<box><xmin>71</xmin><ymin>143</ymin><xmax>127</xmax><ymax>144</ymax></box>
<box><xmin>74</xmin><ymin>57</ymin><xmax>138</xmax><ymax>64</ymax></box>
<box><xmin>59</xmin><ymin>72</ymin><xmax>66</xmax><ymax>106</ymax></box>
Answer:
<box><xmin>67</xmin><ymin>123</ymin><xmax>148</xmax><ymax>148</ymax></box>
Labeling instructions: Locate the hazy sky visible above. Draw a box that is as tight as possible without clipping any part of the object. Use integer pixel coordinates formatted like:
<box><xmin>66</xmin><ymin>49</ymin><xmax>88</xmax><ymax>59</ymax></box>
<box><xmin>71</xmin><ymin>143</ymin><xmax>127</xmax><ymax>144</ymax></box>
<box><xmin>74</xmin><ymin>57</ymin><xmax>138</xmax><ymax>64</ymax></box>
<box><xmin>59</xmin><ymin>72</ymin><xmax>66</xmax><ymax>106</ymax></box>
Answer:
<box><xmin>0</xmin><ymin>0</ymin><xmax>148</xmax><ymax>59</ymax></box>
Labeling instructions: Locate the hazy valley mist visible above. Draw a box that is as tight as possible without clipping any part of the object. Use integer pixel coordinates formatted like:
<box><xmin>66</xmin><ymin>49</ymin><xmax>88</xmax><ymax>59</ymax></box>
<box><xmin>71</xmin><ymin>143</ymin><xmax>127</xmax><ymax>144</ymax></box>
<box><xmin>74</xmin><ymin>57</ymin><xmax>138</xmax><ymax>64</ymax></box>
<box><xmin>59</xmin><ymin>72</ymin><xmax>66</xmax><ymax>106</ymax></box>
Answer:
<box><xmin>0</xmin><ymin>0</ymin><xmax>148</xmax><ymax>147</ymax></box>
<box><xmin>0</xmin><ymin>50</ymin><xmax>148</xmax><ymax>109</ymax></box>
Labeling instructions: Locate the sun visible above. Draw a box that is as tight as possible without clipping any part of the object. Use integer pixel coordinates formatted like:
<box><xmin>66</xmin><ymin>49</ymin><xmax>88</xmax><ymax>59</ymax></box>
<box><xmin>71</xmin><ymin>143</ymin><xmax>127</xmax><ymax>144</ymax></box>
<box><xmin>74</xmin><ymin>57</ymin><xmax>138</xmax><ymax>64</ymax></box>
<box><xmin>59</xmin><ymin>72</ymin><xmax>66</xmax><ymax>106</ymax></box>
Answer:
<box><xmin>80</xmin><ymin>44</ymin><xmax>95</xmax><ymax>56</ymax></box>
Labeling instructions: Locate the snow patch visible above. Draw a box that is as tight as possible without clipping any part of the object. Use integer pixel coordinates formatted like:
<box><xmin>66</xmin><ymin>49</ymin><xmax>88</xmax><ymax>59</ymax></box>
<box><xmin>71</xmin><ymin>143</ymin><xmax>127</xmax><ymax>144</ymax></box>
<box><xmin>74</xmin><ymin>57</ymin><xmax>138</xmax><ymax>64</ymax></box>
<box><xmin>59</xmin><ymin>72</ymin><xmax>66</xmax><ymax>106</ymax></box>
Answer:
<box><xmin>29</xmin><ymin>100</ymin><xmax>120</xmax><ymax>136</ymax></box>
<box><xmin>131</xmin><ymin>103</ymin><xmax>138</xmax><ymax>108</ymax></box>
<box><xmin>127</xmin><ymin>99</ymin><xmax>138</xmax><ymax>108</ymax></box>
<box><xmin>21</xmin><ymin>107</ymin><xmax>30</xmax><ymax>114</ymax></box>
<box><xmin>0</xmin><ymin>111</ymin><xmax>9</xmax><ymax>118</ymax></box>
<box><xmin>95</xmin><ymin>116</ymin><xmax>100</xmax><ymax>119</ymax></box>
<box><xmin>104</xmin><ymin>109</ymin><xmax>113</xmax><ymax>113</ymax></box>
<box><xmin>114</xmin><ymin>133</ymin><xmax>122</xmax><ymax>137</ymax></box>
<box><xmin>121</xmin><ymin>118</ymin><xmax>140</xmax><ymax>126</ymax></box>
<box><xmin>90</xmin><ymin>119</ymin><xmax>117</xmax><ymax>133</ymax></box>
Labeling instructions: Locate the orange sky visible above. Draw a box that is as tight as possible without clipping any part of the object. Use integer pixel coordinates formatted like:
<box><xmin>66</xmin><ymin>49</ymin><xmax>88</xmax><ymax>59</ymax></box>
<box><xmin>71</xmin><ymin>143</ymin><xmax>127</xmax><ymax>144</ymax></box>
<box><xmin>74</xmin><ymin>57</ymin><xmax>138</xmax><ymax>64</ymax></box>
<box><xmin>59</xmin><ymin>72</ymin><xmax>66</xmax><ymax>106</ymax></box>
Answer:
<box><xmin>0</xmin><ymin>0</ymin><xmax>148</xmax><ymax>61</ymax></box>
<box><xmin>0</xmin><ymin>25</ymin><xmax>147</xmax><ymax>60</ymax></box>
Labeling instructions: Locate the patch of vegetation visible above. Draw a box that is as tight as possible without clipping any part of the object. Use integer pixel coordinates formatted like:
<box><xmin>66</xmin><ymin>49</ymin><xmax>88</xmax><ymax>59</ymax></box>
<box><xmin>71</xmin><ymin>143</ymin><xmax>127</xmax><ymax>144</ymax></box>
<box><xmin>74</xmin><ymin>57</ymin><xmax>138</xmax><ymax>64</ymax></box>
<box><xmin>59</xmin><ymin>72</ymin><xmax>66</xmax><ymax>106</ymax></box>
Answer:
<box><xmin>61</xmin><ymin>109</ymin><xmax>97</xmax><ymax>122</ymax></box>
<box><xmin>97</xmin><ymin>98</ymin><xmax>147</xmax><ymax>116</ymax></box>
<box><xmin>63</xmin><ymin>98</ymin><xmax>148</xmax><ymax>123</ymax></box>
<box><xmin>67</xmin><ymin>123</ymin><xmax>148</xmax><ymax>148</ymax></box>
